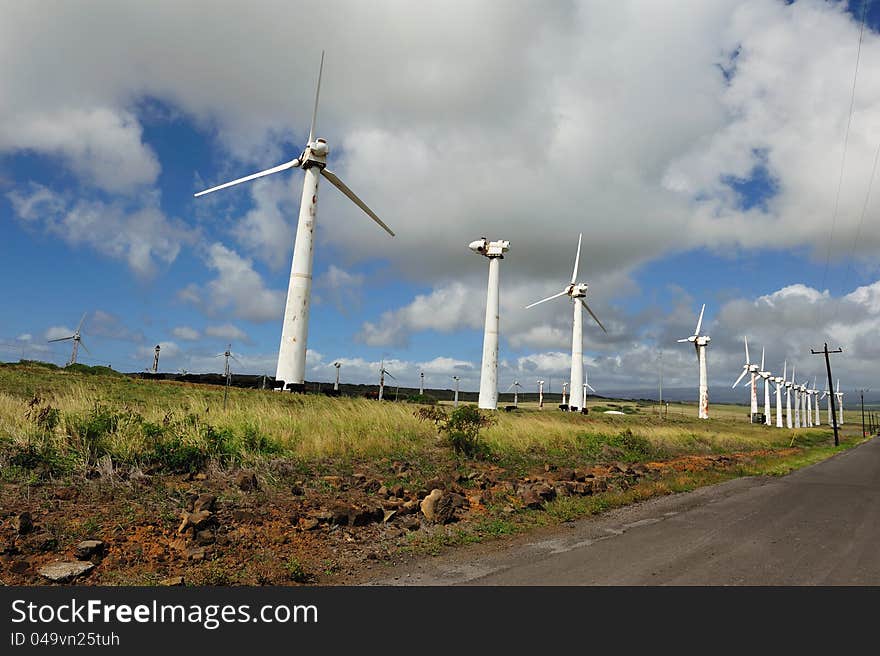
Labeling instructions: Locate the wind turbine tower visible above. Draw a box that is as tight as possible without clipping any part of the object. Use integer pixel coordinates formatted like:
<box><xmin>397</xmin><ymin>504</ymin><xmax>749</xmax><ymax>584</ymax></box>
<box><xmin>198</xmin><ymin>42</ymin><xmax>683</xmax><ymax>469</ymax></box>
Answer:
<box><xmin>793</xmin><ymin>369</ymin><xmax>801</xmax><ymax>428</ymax></box>
<box><xmin>812</xmin><ymin>377</ymin><xmax>821</xmax><ymax>425</ymax></box>
<box><xmin>506</xmin><ymin>380</ymin><xmax>523</xmax><ymax>408</ymax></box>
<box><xmin>152</xmin><ymin>345</ymin><xmax>161</xmax><ymax>374</ymax></box>
<box><xmin>561</xmin><ymin>382</ymin><xmax>568</xmax><ymax>407</ymax></box>
<box><xmin>773</xmin><ymin>361</ymin><xmax>786</xmax><ymax>428</ymax></box>
<box><xmin>836</xmin><ymin>379</ymin><xmax>844</xmax><ymax>425</ymax></box>
<box><xmin>333</xmin><ymin>362</ymin><xmax>341</xmax><ymax>391</ymax></box>
<box><xmin>470</xmin><ymin>237</ymin><xmax>510</xmax><ymax>410</ymax></box>
<box><xmin>537</xmin><ymin>380</ymin><xmax>545</xmax><ymax>409</ymax></box>
<box><xmin>48</xmin><ymin>313</ymin><xmax>89</xmax><ymax>367</ymax></box>
<box><xmin>194</xmin><ymin>52</ymin><xmax>395</xmax><ymax>391</ymax></box>
<box><xmin>757</xmin><ymin>348</ymin><xmax>772</xmax><ymax>425</ymax></box>
<box><xmin>785</xmin><ymin>365</ymin><xmax>795</xmax><ymax>429</ymax></box>
<box><xmin>377</xmin><ymin>361</ymin><xmax>395</xmax><ymax>401</ymax></box>
<box><xmin>419</xmin><ymin>371</ymin><xmax>425</xmax><ymax>396</ymax></box>
<box><xmin>452</xmin><ymin>376</ymin><xmax>461</xmax><ymax>408</ymax></box>
<box><xmin>677</xmin><ymin>304</ymin><xmax>710</xmax><ymax>419</ymax></box>
<box><xmin>733</xmin><ymin>337</ymin><xmax>760</xmax><ymax>422</ymax></box>
<box><xmin>526</xmin><ymin>234</ymin><xmax>606</xmax><ymax>413</ymax></box>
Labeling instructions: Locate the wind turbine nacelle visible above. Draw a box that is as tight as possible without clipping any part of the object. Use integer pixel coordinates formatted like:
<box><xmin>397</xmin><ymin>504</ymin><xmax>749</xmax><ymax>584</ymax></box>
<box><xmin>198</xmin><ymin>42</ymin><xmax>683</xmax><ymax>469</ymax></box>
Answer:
<box><xmin>309</xmin><ymin>138</ymin><xmax>329</xmax><ymax>156</ymax></box>
<box><xmin>696</xmin><ymin>336</ymin><xmax>710</xmax><ymax>346</ymax></box>
<box><xmin>569</xmin><ymin>283</ymin><xmax>588</xmax><ymax>297</ymax></box>
<box><xmin>469</xmin><ymin>238</ymin><xmax>510</xmax><ymax>258</ymax></box>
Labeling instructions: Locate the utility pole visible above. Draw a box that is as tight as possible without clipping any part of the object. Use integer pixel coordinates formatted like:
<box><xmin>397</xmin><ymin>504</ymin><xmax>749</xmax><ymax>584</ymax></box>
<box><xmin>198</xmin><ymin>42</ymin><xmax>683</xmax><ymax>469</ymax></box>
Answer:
<box><xmin>811</xmin><ymin>343</ymin><xmax>843</xmax><ymax>446</ymax></box>
<box><xmin>859</xmin><ymin>389</ymin><xmax>868</xmax><ymax>438</ymax></box>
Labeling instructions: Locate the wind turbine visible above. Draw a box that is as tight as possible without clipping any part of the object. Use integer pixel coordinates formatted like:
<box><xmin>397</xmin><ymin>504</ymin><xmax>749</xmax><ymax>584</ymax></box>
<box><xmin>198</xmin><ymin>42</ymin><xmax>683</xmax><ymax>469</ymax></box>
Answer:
<box><xmin>151</xmin><ymin>345</ymin><xmax>161</xmax><ymax>374</ymax></box>
<box><xmin>802</xmin><ymin>381</ymin><xmax>810</xmax><ymax>427</ymax></box>
<box><xmin>812</xmin><ymin>377</ymin><xmax>821</xmax><ymax>426</ymax></box>
<box><xmin>784</xmin><ymin>364</ymin><xmax>795</xmax><ymax>429</ymax></box>
<box><xmin>582</xmin><ymin>369</ymin><xmax>596</xmax><ymax>412</ymax></box>
<box><xmin>773</xmin><ymin>361</ymin><xmax>786</xmax><ymax>428</ymax></box>
<box><xmin>805</xmin><ymin>377</ymin><xmax>815</xmax><ymax>427</ymax></box>
<box><xmin>48</xmin><ymin>313</ymin><xmax>89</xmax><ymax>366</ymax></box>
<box><xmin>821</xmin><ymin>380</ymin><xmax>832</xmax><ymax>425</ymax></box>
<box><xmin>216</xmin><ymin>344</ymin><xmax>241</xmax><ymax>410</ymax></box>
<box><xmin>470</xmin><ymin>237</ymin><xmax>510</xmax><ymax>410</ymax></box>
<box><xmin>525</xmin><ymin>234</ymin><xmax>606</xmax><ymax>413</ymax></box>
<box><xmin>333</xmin><ymin>362</ymin><xmax>341</xmax><ymax>391</ymax></box>
<box><xmin>732</xmin><ymin>337</ymin><xmax>760</xmax><ymax>423</ymax></box>
<box><xmin>506</xmin><ymin>380</ymin><xmax>523</xmax><ymax>408</ymax></box>
<box><xmin>452</xmin><ymin>375</ymin><xmax>461</xmax><ymax>408</ymax></box>
<box><xmin>561</xmin><ymin>382</ymin><xmax>568</xmax><ymax>407</ymax></box>
<box><xmin>537</xmin><ymin>379</ymin><xmax>545</xmax><ymax>409</ymax></box>
<box><xmin>194</xmin><ymin>52</ymin><xmax>394</xmax><ymax>391</ymax></box>
<box><xmin>677</xmin><ymin>304</ymin><xmax>710</xmax><ymax>419</ymax></box>
<box><xmin>836</xmin><ymin>379</ymin><xmax>844</xmax><ymax>425</ymax></box>
<box><xmin>793</xmin><ymin>368</ymin><xmax>801</xmax><ymax>428</ymax></box>
<box><xmin>756</xmin><ymin>348</ymin><xmax>772</xmax><ymax>425</ymax></box>
<box><xmin>419</xmin><ymin>371</ymin><xmax>425</xmax><ymax>396</ymax></box>
<box><xmin>377</xmin><ymin>361</ymin><xmax>395</xmax><ymax>401</ymax></box>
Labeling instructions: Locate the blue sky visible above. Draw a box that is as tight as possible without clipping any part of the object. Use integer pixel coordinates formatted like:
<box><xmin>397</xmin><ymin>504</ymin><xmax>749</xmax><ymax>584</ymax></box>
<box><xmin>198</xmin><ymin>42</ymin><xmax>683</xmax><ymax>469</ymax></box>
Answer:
<box><xmin>2</xmin><ymin>0</ymin><xmax>880</xmax><ymax>397</ymax></box>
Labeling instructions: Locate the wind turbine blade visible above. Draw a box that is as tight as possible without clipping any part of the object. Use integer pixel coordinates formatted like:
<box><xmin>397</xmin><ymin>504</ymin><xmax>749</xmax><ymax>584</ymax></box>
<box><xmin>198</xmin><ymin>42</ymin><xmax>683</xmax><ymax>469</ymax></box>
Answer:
<box><xmin>783</xmin><ymin>360</ymin><xmax>787</xmax><ymax>380</ymax></box>
<box><xmin>676</xmin><ymin>338</ymin><xmax>690</xmax><ymax>343</ymax></box>
<box><xmin>744</xmin><ymin>336</ymin><xmax>750</xmax><ymax>364</ymax></box>
<box><xmin>580</xmin><ymin>300</ymin><xmax>607</xmax><ymax>333</ymax></box>
<box><xmin>694</xmin><ymin>304</ymin><xmax>705</xmax><ymax>336</ymax></box>
<box><xmin>586</xmin><ymin>383</ymin><xmax>596</xmax><ymax>392</ymax></box>
<box><xmin>760</xmin><ymin>347</ymin><xmax>765</xmax><ymax>371</ymax></box>
<box><xmin>506</xmin><ymin>382</ymin><xmax>515</xmax><ymax>391</ymax></box>
<box><xmin>570</xmin><ymin>233</ymin><xmax>582</xmax><ymax>284</ymax></box>
<box><xmin>77</xmin><ymin>313</ymin><xmax>87</xmax><ymax>332</ymax></box>
<box><xmin>308</xmin><ymin>50</ymin><xmax>325</xmax><ymax>144</ymax></box>
<box><xmin>525</xmin><ymin>289</ymin><xmax>568</xmax><ymax>309</ymax></box>
<box><xmin>385</xmin><ymin>372</ymin><xmax>396</xmax><ymax>380</ymax></box>
<box><xmin>79</xmin><ymin>341</ymin><xmax>91</xmax><ymax>355</ymax></box>
<box><xmin>194</xmin><ymin>159</ymin><xmax>301</xmax><ymax>197</ymax></box>
<box><xmin>732</xmin><ymin>368</ymin><xmax>747</xmax><ymax>388</ymax></box>
<box><xmin>320</xmin><ymin>169</ymin><xmax>395</xmax><ymax>236</ymax></box>
<box><xmin>744</xmin><ymin>378</ymin><xmax>753</xmax><ymax>388</ymax></box>
<box><xmin>48</xmin><ymin>336</ymin><xmax>73</xmax><ymax>343</ymax></box>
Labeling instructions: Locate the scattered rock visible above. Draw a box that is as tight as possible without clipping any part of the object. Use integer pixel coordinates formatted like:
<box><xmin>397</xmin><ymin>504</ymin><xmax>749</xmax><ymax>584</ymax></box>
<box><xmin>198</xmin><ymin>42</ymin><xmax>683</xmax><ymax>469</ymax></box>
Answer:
<box><xmin>21</xmin><ymin>531</ymin><xmax>58</xmax><ymax>552</ymax></box>
<box><xmin>308</xmin><ymin>509</ymin><xmax>333</xmax><ymax>524</ymax></box>
<box><xmin>329</xmin><ymin>502</ymin><xmax>352</xmax><ymax>526</ymax></box>
<box><xmin>232</xmin><ymin>509</ymin><xmax>260</xmax><ymax>524</ymax></box>
<box><xmin>38</xmin><ymin>561</ymin><xmax>94</xmax><ymax>583</ymax></box>
<box><xmin>298</xmin><ymin>518</ymin><xmax>320</xmax><ymax>531</ymax></box>
<box><xmin>236</xmin><ymin>471</ymin><xmax>259</xmax><ymax>491</ymax></box>
<box><xmin>534</xmin><ymin>483</ymin><xmax>557</xmax><ymax>503</ymax></box>
<box><xmin>74</xmin><ymin>540</ymin><xmax>105</xmax><ymax>561</ymax></box>
<box><xmin>399</xmin><ymin>516</ymin><xmax>421</xmax><ymax>531</ymax></box>
<box><xmin>195</xmin><ymin>529</ymin><xmax>215</xmax><ymax>546</ymax></box>
<box><xmin>12</xmin><ymin>512</ymin><xmax>33</xmax><ymax>535</ymax></box>
<box><xmin>160</xmin><ymin>576</ymin><xmax>184</xmax><ymax>586</ymax></box>
<box><xmin>517</xmin><ymin>486</ymin><xmax>544</xmax><ymax>510</ymax></box>
<box><xmin>178</xmin><ymin>510</ymin><xmax>214</xmax><ymax>535</ymax></box>
<box><xmin>377</xmin><ymin>485</ymin><xmax>389</xmax><ymax>498</ymax></box>
<box><xmin>432</xmin><ymin>493</ymin><xmax>457</xmax><ymax>525</ymax></box>
<box><xmin>420</xmin><ymin>489</ymin><xmax>443</xmax><ymax>522</ymax></box>
<box><xmin>383</xmin><ymin>509</ymin><xmax>397</xmax><ymax>523</ymax></box>
<box><xmin>193</xmin><ymin>494</ymin><xmax>216</xmax><ymax>513</ymax></box>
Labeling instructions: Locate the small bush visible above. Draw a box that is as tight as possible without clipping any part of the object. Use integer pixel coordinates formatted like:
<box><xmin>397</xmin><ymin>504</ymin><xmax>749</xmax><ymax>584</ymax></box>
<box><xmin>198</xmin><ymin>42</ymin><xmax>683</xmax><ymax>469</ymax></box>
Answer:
<box><xmin>148</xmin><ymin>435</ymin><xmax>208</xmax><ymax>473</ymax></box>
<box><xmin>415</xmin><ymin>405</ymin><xmax>495</xmax><ymax>458</ymax></box>
<box><xmin>284</xmin><ymin>557</ymin><xmax>310</xmax><ymax>583</ymax></box>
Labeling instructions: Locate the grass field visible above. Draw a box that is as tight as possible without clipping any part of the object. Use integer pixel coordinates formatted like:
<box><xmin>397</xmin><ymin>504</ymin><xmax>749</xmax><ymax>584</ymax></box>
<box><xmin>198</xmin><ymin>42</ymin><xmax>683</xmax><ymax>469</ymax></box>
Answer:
<box><xmin>0</xmin><ymin>360</ymin><xmax>856</xmax><ymax>482</ymax></box>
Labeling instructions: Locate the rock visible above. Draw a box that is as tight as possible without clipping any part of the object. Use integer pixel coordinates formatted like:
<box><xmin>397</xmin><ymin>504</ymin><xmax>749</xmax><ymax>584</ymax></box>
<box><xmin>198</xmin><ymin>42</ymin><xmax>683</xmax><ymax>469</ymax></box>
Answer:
<box><xmin>38</xmin><ymin>561</ymin><xmax>94</xmax><ymax>583</ymax></box>
<box><xmin>556</xmin><ymin>468</ymin><xmax>576</xmax><ymax>481</ymax></box>
<box><xmin>10</xmin><ymin>559</ymin><xmax>30</xmax><ymax>574</ymax></box>
<box><xmin>399</xmin><ymin>516</ymin><xmax>421</xmax><ymax>531</ymax></box>
<box><xmin>178</xmin><ymin>510</ymin><xmax>214</xmax><ymax>534</ymax></box>
<box><xmin>193</xmin><ymin>493</ymin><xmax>216</xmax><ymax>513</ymax></box>
<box><xmin>236</xmin><ymin>471</ymin><xmax>259</xmax><ymax>491</ymax></box>
<box><xmin>389</xmin><ymin>484</ymin><xmax>405</xmax><ymax>498</ymax></box>
<box><xmin>328</xmin><ymin>502</ymin><xmax>352</xmax><ymax>526</ymax></box>
<box><xmin>432</xmin><ymin>494</ymin><xmax>457</xmax><ymax>525</ymax></box>
<box><xmin>13</xmin><ymin>512</ymin><xmax>33</xmax><ymax>535</ymax></box>
<box><xmin>383</xmin><ymin>509</ymin><xmax>397</xmax><ymax>523</ymax></box>
<box><xmin>298</xmin><ymin>518</ymin><xmax>320</xmax><ymax>531</ymax></box>
<box><xmin>399</xmin><ymin>500</ymin><xmax>419</xmax><ymax>515</ymax></box>
<box><xmin>195</xmin><ymin>529</ymin><xmax>215</xmax><ymax>546</ymax></box>
<box><xmin>308</xmin><ymin>509</ymin><xmax>333</xmax><ymax>524</ymax></box>
<box><xmin>350</xmin><ymin>505</ymin><xmax>384</xmax><ymax>527</ymax></box>
<box><xmin>290</xmin><ymin>483</ymin><xmax>304</xmax><ymax>496</ymax></box>
<box><xmin>534</xmin><ymin>483</ymin><xmax>557</xmax><ymax>502</ymax></box>
<box><xmin>232</xmin><ymin>509</ymin><xmax>260</xmax><ymax>524</ymax></box>
<box><xmin>517</xmin><ymin>486</ymin><xmax>544</xmax><ymax>510</ymax></box>
<box><xmin>186</xmin><ymin>547</ymin><xmax>206</xmax><ymax>562</ymax></box>
<box><xmin>160</xmin><ymin>576</ymin><xmax>184</xmax><ymax>586</ymax></box>
<box><xmin>74</xmin><ymin>540</ymin><xmax>105</xmax><ymax>561</ymax></box>
<box><xmin>420</xmin><ymin>489</ymin><xmax>443</xmax><ymax>522</ymax></box>
<box><xmin>21</xmin><ymin>531</ymin><xmax>57</xmax><ymax>552</ymax></box>
<box><xmin>377</xmin><ymin>485</ymin><xmax>389</xmax><ymax>497</ymax></box>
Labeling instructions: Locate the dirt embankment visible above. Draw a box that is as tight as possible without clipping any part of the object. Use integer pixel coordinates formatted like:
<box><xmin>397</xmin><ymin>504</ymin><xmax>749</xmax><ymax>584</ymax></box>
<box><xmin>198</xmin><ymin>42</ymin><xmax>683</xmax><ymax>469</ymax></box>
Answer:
<box><xmin>0</xmin><ymin>449</ymin><xmax>793</xmax><ymax>586</ymax></box>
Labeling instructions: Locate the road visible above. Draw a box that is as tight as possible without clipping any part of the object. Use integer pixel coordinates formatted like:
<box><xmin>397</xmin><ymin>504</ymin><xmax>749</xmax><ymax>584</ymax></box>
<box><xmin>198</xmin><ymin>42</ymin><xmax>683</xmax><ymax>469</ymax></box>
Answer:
<box><xmin>369</xmin><ymin>438</ymin><xmax>880</xmax><ymax>585</ymax></box>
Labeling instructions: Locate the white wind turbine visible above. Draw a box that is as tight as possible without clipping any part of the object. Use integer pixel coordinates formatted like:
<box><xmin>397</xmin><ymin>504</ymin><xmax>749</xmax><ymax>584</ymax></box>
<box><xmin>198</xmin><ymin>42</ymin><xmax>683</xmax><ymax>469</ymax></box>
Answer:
<box><xmin>194</xmin><ymin>52</ymin><xmax>394</xmax><ymax>391</ymax></box>
<box><xmin>537</xmin><ymin>379</ymin><xmax>545</xmax><ymax>409</ymax></box>
<box><xmin>804</xmin><ymin>377</ymin><xmax>814</xmax><ymax>427</ymax></box>
<box><xmin>732</xmin><ymin>337</ymin><xmax>760</xmax><ymax>423</ymax></box>
<box><xmin>561</xmin><ymin>382</ymin><xmax>568</xmax><ymax>407</ymax></box>
<box><xmin>333</xmin><ymin>362</ymin><xmax>341</xmax><ymax>391</ymax></box>
<box><xmin>801</xmin><ymin>380</ymin><xmax>810</xmax><ymax>427</ymax></box>
<box><xmin>378</xmin><ymin>361</ymin><xmax>395</xmax><ymax>401</ymax></box>
<box><xmin>835</xmin><ymin>379</ymin><xmax>844</xmax><ymax>425</ymax></box>
<box><xmin>821</xmin><ymin>380</ymin><xmax>832</xmax><ymax>425</ymax></box>
<box><xmin>48</xmin><ymin>313</ymin><xmax>89</xmax><ymax>366</ymax></box>
<box><xmin>470</xmin><ymin>238</ymin><xmax>510</xmax><ymax>410</ymax></box>
<box><xmin>773</xmin><ymin>361</ymin><xmax>786</xmax><ymax>428</ymax></box>
<box><xmin>216</xmin><ymin>343</ymin><xmax>242</xmax><ymax>410</ymax></box>
<box><xmin>151</xmin><ymin>344</ymin><xmax>161</xmax><ymax>374</ymax></box>
<box><xmin>811</xmin><ymin>377</ymin><xmax>821</xmax><ymax>426</ymax></box>
<box><xmin>526</xmin><ymin>234</ymin><xmax>606</xmax><ymax>413</ymax></box>
<box><xmin>677</xmin><ymin>304</ymin><xmax>710</xmax><ymax>419</ymax></box>
<box><xmin>506</xmin><ymin>380</ymin><xmax>523</xmax><ymax>408</ymax></box>
<box><xmin>784</xmin><ymin>365</ymin><xmax>795</xmax><ymax>429</ymax></box>
<box><xmin>419</xmin><ymin>371</ymin><xmax>425</xmax><ymax>396</ymax></box>
<box><xmin>452</xmin><ymin>375</ymin><xmax>461</xmax><ymax>408</ymax></box>
<box><xmin>582</xmin><ymin>369</ymin><xmax>596</xmax><ymax>411</ymax></box>
<box><xmin>757</xmin><ymin>348</ymin><xmax>772</xmax><ymax>425</ymax></box>
<box><xmin>793</xmin><ymin>368</ymin><xmax>801</xmax><ymax>428</ymax></box>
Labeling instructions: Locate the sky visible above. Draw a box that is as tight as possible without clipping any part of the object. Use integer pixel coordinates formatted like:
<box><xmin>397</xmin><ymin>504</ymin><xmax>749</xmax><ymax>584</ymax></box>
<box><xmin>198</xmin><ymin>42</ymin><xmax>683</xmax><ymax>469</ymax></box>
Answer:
<box><xmin>2</xmin><ymin>0</ymin><xmax>880</xmax><ymax>400</ymax></box>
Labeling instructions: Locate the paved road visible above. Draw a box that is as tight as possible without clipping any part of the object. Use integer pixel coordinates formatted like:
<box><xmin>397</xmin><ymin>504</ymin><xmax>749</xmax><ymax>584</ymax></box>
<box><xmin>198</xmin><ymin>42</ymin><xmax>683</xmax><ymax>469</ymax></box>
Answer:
<box><xmin>370</xmin><ymin>438</ymin><xmax>880</xmax><ymax>585</ymax></box>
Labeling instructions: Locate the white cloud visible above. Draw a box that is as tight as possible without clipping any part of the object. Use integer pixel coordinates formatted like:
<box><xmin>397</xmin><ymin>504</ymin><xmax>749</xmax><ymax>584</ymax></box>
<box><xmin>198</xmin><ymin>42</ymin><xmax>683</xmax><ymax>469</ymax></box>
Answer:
<box><xmin>7</xmin><ymin>184</ymin><xmax>195</xmax><ymax>278</ymax></box>
<box><xmin>180</xmin><ymin>242</ymin><xmax>284</xmax><ymax>322</ymax></box>
<box><xmin>205</xmin><ymin>323</ymin><xmax>248</xmax><ymax>342</ymax></box>
<box><xmin>136</xmin><ymin>341</ymin><xmax>181</xmax><ymax>362</ymax></box>
<box><xmin>231</xmin><ymin>177</ymin><xmax>295</xmax><ymax>270</ymax></box>
<box><xmin>45</xmin><ymin>326</ymin><xmax>73</xmax><ymax>341</ymax></box>
<box><xmin>171</xmin><ymin>326</ymin><xmax>201</xmax><ymax>341</ymax></box>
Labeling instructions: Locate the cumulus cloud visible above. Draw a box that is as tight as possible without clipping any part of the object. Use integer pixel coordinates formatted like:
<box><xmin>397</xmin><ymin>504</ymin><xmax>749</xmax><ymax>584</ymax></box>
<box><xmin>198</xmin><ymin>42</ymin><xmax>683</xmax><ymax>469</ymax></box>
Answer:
<box><xmin>89</xmin><ymin>310</ymin><xmax>145</xmax><ymax>342</ymax></box>
<box><xmin>180</xmin><ymin>242</ymin><xmax>284</xmax><ymax>322</ymax></box>
<box><xmin>231</xmin><ymin>177</ymin><xmax>295</xmax><ymax>270</ymax></box>
<box><xmin>136</xmin><ymin>341</ymin><xmax>181</xmax><ymax>362</ymax></box>
<box><xmin>315</xmin><ymin>265</ymin><xmax>365</xmax><ymax>312</ymax></box>
<box><xmin>171</xmin><ymin>326</ymin><xmax>201</xmax><ymax>341</ymax></box>
<box><xmin>7</xmin><ymin>184</ymin><xmax>195</xmax><ymax>278</ymax></box>
<box><xmin>205</xmin><ymin>323</ymin><xmax>249</xmax><ymax>342</ymax></box>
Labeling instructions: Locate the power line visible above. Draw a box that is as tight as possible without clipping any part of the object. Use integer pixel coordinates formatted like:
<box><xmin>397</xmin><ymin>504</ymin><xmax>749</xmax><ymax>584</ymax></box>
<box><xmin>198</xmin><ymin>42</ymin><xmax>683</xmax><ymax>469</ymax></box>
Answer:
<box><xmin>819</xmin><ymin>0</ymin><xmax>870</xmax><ymax>313</ymax></box>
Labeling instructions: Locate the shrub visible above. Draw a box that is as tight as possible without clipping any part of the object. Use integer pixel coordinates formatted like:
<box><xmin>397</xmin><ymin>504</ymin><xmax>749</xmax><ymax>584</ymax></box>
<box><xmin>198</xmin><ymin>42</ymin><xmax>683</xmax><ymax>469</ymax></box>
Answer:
<box><xmin>415</xmin><ymin>404</ymin><xmax>495</xmax><ymax>458</ymax></box>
